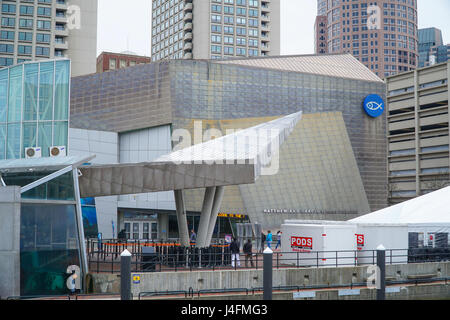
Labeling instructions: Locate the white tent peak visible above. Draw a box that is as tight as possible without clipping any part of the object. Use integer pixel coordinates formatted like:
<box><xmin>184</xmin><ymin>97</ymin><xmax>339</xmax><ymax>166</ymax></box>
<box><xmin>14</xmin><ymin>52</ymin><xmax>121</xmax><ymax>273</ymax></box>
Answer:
<box><xmin>349</xmin><ymin>186</ymin><xmax>450</xmax><ymax>234</ymax></box>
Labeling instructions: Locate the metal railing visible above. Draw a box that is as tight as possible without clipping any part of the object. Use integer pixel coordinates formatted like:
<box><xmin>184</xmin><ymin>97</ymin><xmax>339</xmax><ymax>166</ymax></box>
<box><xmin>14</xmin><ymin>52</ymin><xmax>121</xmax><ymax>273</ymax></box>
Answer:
<box><xmin>86</xmin><ymin>243</ymin><xmax>450</xmax><ymax>274</ymax></box>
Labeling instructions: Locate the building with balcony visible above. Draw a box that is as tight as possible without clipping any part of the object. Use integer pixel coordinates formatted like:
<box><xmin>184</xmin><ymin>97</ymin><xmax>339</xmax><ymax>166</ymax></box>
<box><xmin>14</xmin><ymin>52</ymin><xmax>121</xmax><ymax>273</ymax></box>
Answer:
<box><xmin>386</xmin><ymin>61</ymin><xmax>450</xmax><ymax>205</ymax></box>
<box><xmin>314</xmin><ymin>0</ymin><xmax>419</xmax><ymax>78</ymax></box>
<box><xmin>0</xmin><ymin>0</ymin><xmax>97</xmax><ymax>76</ymax></box>
<box><xmin>151</xmin><ymin>0</ymin><xmax>281</xmax><ymax>61</ymax></box>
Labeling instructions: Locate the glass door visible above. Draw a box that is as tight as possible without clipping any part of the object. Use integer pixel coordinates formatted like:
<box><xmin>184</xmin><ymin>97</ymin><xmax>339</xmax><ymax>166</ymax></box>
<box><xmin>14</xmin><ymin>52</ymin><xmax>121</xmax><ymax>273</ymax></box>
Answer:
<box><xmin>132</xmin><ymin>223</ymin><xmax>140</xmax><ymax>240</ymax></box>
<box><xmin>151</xmin><ymin>222</ymin><xmax>158</xmax><ymax>240</ymax></box>
<box><xmin>124</xmin><ymin>221</ymin><xmax>157</xmax><ymax>240</ymax></box>
<box><xmin>124</xmin><ymin>222</ymin><xmax>131</xmax><ymax>240</ymax></box>
<box><xmin>143</xmin><ymin>223</ymin><xmax>150</xmax><ymax>240</ymax></box>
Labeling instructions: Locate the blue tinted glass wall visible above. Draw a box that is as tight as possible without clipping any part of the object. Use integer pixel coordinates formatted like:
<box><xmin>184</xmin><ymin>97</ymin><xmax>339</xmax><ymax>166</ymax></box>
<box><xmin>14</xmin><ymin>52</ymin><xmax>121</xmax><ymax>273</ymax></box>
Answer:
<box><xmin>0</xmin><ymin>59</ymin><xmax>70</xmax><ymax>159</ymax></box>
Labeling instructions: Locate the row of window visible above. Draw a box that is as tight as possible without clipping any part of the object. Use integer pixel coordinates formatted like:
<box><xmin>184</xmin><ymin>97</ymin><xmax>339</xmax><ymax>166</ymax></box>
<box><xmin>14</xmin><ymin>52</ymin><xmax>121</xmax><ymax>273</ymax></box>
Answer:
<box><xmin>0</xmin><ymin>30</ymin><xmax>59</xmax><ymax>43</ymax></box>
<box><xmin>211</xmin><ymin>14</ymin><xmax>259</xmax><ymax>27</ymax></box>
<box><xmin>211</xmin><ymin>25</ymin><xmax>259</xmax><ymax>37</ymax></box>
<box><xmin>211</xmin><ymin>5</ymin><xmax>259</xmax><ymax>17</ymax></box>
<box><xmin>0</xmin><ymin>43</ymin><xmax>50</xmax><ymax>56</ymax></box>
<box><xmin>211</xmin><ymin>35</ymin><xmax>259</xmax><ymax>47</ymax></box>
<box><xmin>211</xmin><ymin>45</ymin><xmax>258</xmax><ymax>56</ymax></box>
<box><xmin>2</xmin><ymin>4</ymin><xmax>52</xmax><ymax>17</ymax></box>
<box><xmin>1</xmin><ymin>17</ymin><xmax>62</xmax><ymax>30</ymax></box>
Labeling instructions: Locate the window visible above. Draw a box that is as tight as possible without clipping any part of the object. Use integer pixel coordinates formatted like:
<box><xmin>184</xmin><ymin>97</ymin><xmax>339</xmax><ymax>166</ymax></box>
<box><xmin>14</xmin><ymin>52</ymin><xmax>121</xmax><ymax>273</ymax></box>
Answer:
<box><xmin>109</xmin><ymin>59</ymin><xmax>116</xmax><ymax>70</ymax></box>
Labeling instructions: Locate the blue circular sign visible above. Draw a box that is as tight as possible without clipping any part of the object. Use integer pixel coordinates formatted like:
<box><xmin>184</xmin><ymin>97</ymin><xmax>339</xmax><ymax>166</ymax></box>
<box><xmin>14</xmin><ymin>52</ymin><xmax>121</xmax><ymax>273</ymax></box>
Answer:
<box><xmin>363</xmin><ymin>94</ymin><xmax>385</xmax><ymax>118</ymax></box>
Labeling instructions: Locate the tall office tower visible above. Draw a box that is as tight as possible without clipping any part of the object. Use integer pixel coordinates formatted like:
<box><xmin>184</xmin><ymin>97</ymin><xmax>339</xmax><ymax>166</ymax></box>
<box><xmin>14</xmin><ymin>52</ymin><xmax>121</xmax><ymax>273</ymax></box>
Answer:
<box><xmin>0</xmin><ymin>0</ymin><xmax>97</xmax><ymax>76</ymax></box>
<box><xmin>314</xmin><ymin>0</ymin><xmax>419</xmax><ymax>78</ymax></box>
<box><xmin>418</xmin><ymin>27</ymin><xmax>449</xmax><ymax>68</ymax></box>
<box><xmin>151</xmin><ymin>0</ymin><xmax>281</xmax><ymax>61</ymax></box>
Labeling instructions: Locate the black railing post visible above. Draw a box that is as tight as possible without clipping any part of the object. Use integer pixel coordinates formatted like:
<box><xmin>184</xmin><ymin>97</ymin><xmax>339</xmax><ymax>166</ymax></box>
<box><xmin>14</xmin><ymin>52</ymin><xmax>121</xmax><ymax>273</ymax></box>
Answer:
<box><xmin>336</xmin><ymin>251</ymin><xmax>338</xmax><ymax>267</ymax></box>
<box><xmin>263</xmin><ymin>247</ymin><xmax>273</xmax><ymax>300</ymax></box>
<box><xmin>120</xmin><ymin>249</ymin><xmax>132</xmax><ymax>300</ymax></box>
<box><xmin>376</xmin><ymin>245</ymin><xmax>386</xmax><ymax>300</ymax></box>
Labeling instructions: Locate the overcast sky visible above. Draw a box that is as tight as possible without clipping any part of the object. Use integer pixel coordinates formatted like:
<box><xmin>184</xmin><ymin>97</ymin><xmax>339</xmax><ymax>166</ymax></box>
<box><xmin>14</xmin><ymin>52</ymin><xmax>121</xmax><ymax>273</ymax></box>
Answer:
<box><xmin>97</xmin><ymin>0</ymin><xmax>450</xmax><ymax>57</ymax></box>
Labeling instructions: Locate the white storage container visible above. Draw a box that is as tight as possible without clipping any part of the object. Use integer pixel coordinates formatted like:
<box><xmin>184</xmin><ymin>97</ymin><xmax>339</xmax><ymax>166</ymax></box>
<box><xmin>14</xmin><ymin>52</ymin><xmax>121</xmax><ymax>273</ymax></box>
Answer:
<box><xmin>355</xmin><ymin>223</ymin><xmax>409</xmax><ymax>265</ymax></box>
<box><xmin>281</xmin><ymin>223</ymin><xmax>357</xmax><ymax>267</ymax></box>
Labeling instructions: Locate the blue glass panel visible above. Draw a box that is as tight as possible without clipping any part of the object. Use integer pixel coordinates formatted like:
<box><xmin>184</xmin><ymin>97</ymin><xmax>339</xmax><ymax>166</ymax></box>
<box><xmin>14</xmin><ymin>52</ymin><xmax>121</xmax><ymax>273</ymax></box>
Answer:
<box><xmin>38</xmin><ymin>62</ymin><xmax>54</xmax><ymax>121</ymax></box>
<box><xmin>0</xmin><ymin>68</ymin><xmax>8</xmax><ymax>123</ymax></box>
<box><xmin>81</xmin><ymin>206</ymin><xmax>99</xmax><ymax>238</ymax></box>
<box><xmin>38</xmin><ymin>121</ymin><xmax>52</xmax><ymax>157</ymax></box>
<box><xmin>23</xmin><ymin>63</ymin><xmax>39</xmax><ymax>121</ymax></box>
<box><xmin>53</xmin><ymin>121</ymin><xmax>68</xmax><ymax>147</ymax></box>
<box><xmin>6</xmin><ymin>123</ymin><xmax>20</xmax><ymax>159</ymax></box>
<box><xmin>22</xmin><ymin>121</ymin><xmax>37</xmax><ymax>150</ymax></box>
<box><xmin>0</xmin><ymin>124</ymin><xmax>5</xmax><ymax>159</ymax></box>
<box><xmin>54</xmin><ymin>60</ymin><xmax>69</xmax><ymax>121</ymax></box>
<box><xmin>81</xmin><ymin>197</ymin><xmax>96</xmax><ymax>206</ymax></box>
<box><xmin>8</xmin><ymin>65</ymin><xmax>23</xmax><ymax>123</ymax></box>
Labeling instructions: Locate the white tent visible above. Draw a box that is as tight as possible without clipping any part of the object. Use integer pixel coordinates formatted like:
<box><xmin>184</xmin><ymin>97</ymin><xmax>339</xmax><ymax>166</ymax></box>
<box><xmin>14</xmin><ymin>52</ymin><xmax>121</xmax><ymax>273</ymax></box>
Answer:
<box><xmin>350</xmin><ymin>186</ymin><xmax>450</xmax><ymax>235</ymax></box>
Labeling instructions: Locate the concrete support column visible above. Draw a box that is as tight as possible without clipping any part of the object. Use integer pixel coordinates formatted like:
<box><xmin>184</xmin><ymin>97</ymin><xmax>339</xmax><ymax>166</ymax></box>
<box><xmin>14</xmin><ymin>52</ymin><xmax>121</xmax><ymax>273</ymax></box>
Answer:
<box><xmin>174</xmin><ymin>190</ymin><xmax>190</xmax><ymax>247</ymax></box>
<box><xmin>196</xmin><ymin>187</ymin><xmax>216</xmax><ymax>248</ymax></box>
<box><xmin>0</xmin><ymin>186</ymin><xmax>21</xmax><ymax>298</ymax></box>
<box><xmin>205</xmin><ymin>186</ymin><xmax>225</xmax><ymax>247</ymax></box>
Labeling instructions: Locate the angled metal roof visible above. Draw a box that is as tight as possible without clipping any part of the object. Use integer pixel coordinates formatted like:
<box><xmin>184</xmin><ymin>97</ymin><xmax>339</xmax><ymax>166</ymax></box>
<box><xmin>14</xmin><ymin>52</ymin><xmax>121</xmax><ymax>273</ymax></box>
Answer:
<box><xmin>77</xmin><ymin>111</ymin><xmax>302</xmax><ymax>197</ymax></box>
<box><xmin>216</xmin><ymin>53</ymin><xmax>383</xmax><ymax>83</ymax></box>
<box><xmin>0</xmin><ymin>154</ymin><xmax>95</xmax><ymax>173</ymax></box>
<box><xmin>154</xmin><ymin>111</ymin><xmax>302</xmax><ymax>178</ymax></box>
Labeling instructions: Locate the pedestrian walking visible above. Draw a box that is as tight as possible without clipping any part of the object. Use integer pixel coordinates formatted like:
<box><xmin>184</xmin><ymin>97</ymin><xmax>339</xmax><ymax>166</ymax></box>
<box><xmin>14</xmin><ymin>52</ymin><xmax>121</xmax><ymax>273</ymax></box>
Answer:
<box><xmin>190</xmin><ymin>229</ymin><xmax>197</xmax><ymax>246</ymax></box>
<box><xmin>260</xmin><ymin>232</ymin><xmax>266</xmax><ymax>252</ymax></box>
<box><xmin>266</xmin><ymin>230</ymin><xmax>273</xmax><ymax>249</ymax></box>
<box><xmin>243</xmin><ymin>239</ymin><xmax>254</xmax><ymax>268</ymax></box>
<box><xmin>275</xmin><ymin>230</ymin><xmax>282</xmax><ymax>250</ymax></box>
<box><xmin>230</xmin><ymin>237</ymin><xmax>241</xmax><ymax>268</ymax></box>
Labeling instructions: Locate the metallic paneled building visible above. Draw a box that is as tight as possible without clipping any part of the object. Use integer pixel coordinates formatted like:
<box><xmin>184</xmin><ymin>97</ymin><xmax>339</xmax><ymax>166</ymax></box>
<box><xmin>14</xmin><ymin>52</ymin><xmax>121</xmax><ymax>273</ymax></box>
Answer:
<box><xmin>386</xmin><ymin>61</ymin><xmax>450</xmax><ymax>205</ymax></box>
<box><xmin>70</xmin><ymin>54</ymin><xmax>387</xmax><ymax>229</ymax></box>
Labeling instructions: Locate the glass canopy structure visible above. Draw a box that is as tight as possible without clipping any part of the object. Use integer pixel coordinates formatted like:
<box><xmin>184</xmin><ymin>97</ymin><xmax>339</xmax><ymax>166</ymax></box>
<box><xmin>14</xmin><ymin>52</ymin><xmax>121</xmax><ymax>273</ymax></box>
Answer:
<box><xmin>0</xmin><ymin>59</ymin><xmax>70</xmax><ymax>159</ymax></box>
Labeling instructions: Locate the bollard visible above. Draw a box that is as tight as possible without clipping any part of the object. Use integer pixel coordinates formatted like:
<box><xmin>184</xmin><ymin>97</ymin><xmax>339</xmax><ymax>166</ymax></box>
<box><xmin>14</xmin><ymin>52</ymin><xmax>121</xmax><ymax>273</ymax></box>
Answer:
<box><xmin>263</xmin><ymin>247</ymin><xmax>273</xmax><ymax>300</ymax></box>
<box><xmin>120</xmin><ymin>249</ymin><xmax>132</xmax><ymax>300</ymax></box>
<box><xmin>376</xmin><ymin>244</ymin><xmax>386</xmax><ymax>300</ymax></box>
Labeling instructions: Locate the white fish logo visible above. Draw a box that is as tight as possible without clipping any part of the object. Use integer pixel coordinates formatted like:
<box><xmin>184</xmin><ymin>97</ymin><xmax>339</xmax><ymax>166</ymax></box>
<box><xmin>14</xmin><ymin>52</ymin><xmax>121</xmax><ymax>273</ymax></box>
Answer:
<box><xmin>366</xmin><ymin>101</ymin><xmax>383</xmax><ymax>111</ymax></box>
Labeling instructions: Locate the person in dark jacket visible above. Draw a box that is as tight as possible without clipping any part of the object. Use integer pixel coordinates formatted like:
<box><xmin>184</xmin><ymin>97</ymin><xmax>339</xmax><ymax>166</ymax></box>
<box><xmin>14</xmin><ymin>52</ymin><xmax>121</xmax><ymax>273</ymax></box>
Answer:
<box><xmin>260</xmin><ymin>232</ymin><xmax>266</xmax><ymax>252</ymax></box>
<box><xmin>230</xmin><ymin>237</ymin><xmax>241</xmax><ymax>268</ymax></box>
<box><xmin>243</xmin><ymin>239</ymin><xmax>254</xmax><ymax>268</ymax></box>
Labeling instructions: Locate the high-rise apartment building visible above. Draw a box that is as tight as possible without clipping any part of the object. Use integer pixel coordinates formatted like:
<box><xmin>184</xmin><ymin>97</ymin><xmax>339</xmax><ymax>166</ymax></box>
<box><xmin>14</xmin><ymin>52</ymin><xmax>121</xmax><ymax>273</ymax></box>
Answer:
<box><xmin>151</xmin><ymin>0</ymin><xmax>281</xmax><ymax>61</ymax></box>
<box><xmin>0</xmin><ymin>0</ymin><xmax>97</xmax><ymax>76</ymax></box>
<box><xmin>418</xmin><ymin>27</ymin><xmax>449</xmax><ymax>68</ymax></box>
<box><xmin>314</xmin><ymin>0</ymin><xmax>419</xmax><ymax>78</ymax></box>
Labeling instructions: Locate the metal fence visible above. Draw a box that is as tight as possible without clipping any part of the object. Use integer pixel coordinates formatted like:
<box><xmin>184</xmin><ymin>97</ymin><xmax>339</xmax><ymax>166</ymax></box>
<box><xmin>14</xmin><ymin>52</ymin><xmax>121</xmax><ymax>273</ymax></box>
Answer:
<box><xmin>85</xmin><ymin>238</ymin><xmax>450</xmax><ymax>274</ymax></box>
